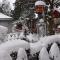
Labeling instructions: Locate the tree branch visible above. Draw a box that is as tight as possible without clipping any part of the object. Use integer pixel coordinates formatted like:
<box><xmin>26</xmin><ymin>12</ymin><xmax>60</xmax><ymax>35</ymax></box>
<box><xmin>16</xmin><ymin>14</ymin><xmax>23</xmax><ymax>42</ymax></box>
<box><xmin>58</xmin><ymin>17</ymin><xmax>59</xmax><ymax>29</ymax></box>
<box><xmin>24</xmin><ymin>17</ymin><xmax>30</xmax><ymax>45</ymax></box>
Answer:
<box><xmin>54</xmin><ymin>0</ymin><xmax>60</xmax><ymax>3</ymax></box>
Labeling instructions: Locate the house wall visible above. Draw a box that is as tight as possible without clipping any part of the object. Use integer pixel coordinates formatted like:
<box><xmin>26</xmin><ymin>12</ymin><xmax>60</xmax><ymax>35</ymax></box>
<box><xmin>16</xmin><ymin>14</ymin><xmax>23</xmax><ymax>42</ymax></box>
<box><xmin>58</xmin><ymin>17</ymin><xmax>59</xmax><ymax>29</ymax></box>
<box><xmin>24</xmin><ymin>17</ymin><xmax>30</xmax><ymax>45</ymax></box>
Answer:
<box><xmin>0</xmin><ymin>20</ymin><xmax>13</xmax><ymax>33</ymax></box>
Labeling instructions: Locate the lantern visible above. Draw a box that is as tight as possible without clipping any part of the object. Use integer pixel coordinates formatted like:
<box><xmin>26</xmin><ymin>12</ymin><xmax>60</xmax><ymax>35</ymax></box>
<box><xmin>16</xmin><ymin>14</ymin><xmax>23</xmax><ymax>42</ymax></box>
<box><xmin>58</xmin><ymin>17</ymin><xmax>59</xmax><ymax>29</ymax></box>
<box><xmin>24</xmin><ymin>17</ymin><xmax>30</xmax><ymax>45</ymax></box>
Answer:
<box><xmin>35</xmin><ymin>1</ymin><xmax>46</xmax><ymax>14</ymax></box>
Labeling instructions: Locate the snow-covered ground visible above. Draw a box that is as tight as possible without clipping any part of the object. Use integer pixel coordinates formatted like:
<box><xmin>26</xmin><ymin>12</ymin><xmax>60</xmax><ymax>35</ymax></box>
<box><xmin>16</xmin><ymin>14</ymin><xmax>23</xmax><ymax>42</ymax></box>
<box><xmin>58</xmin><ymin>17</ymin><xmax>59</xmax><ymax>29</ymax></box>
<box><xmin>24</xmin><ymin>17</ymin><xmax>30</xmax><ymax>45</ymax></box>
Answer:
<box><xmin>0</xmin><ymin>31</ymin><xmax>60</xmax><ymax>60</ymax></box>
<box><xmin>0</xmin><ymin>40</ymin><xmax>30</xmax><ymax>60</ymax></box>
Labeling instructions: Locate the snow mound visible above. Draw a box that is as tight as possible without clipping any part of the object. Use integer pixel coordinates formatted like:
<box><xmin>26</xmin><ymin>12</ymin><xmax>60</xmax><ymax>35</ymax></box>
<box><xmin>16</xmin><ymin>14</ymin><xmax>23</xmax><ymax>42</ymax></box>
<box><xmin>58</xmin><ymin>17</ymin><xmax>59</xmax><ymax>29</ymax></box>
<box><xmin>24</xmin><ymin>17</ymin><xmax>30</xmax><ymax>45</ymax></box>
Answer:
<box><xmin>39</xmin><ymin>47</ymin><xmax>50</xmax><ymax>60</ymax></box>
<box><xmin>49</xmin><ymin>43</ymin><xmax>60</xmax><ymax>59</ymax></box>
<box><xmin>0</xmin><ymin>40</ymin><xmax>30</xmax><ymax>54</ymax></box>
<box><xmin>17</xmin><ymin>48</ymin><xmax>28</xmax><ymax>60</ymax></box>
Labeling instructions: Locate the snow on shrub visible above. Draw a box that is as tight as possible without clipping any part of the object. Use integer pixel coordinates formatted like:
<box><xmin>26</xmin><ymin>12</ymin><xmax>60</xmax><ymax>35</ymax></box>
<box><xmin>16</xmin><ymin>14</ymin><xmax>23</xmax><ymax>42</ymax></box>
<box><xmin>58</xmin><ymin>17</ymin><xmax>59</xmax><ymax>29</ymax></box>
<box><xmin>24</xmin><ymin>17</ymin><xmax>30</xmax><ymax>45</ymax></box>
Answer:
<box><xmin>17</xmin><ymin>48</ymin><xmax>28</xmax><ymax>60</ymax></box>
<box><xmin>26</xmin><ymin>33</ymin><xmax>39</xmax><ymax>42</ymax></box>
<box><xmin>26</xmin><ymin>33</ymin><xmax>33</xmax><ymax>42</ymax></box>
<box><xmin>6</xmin><ymin>33</ymin><xmax>18</xmax><ymax>41</ymax></box>
<box><xmin>39</xmin><ymin>47</ymin><xmax>50</xmax><ymax>60</ymax></box>
<box><xmin>49</xmin><ymin>43</ymin><xmax>60</xmax><ymax>60</ymax></box>
<box><xmin>18</xmin><ymin>31</ymin><xmax>25</xmax><ymax>39</ymax></box>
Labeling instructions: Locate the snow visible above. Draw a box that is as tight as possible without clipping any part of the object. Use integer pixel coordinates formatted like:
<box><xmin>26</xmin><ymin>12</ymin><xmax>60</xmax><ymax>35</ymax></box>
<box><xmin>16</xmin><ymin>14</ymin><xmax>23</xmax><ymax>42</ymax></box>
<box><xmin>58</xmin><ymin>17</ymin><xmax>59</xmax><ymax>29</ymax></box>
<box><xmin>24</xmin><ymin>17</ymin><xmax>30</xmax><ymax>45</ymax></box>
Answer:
<box><xmin>54</xmin><ymin>7</ymin><xmax>60</xmax><ymax>13</ymax></box>
<box><xmin>19</xmin><ymin>32</ymin><xmax>25</xmax><ymax>39</ymax></box>
<box><xmin>39</xmin><ymin>19</ymin><xmax>44</xmax><ymax>23</ymax></box>
<box><xmin>26</xmin><ymin>33</ymin><xmax>39</xmax><ymax>42</ymax></box>
<box><xmin>30</xmin><ymin>34</ymin><xmax>60</xmax><ymax>54</ymax></box>
<box><xmin>0</xmin><ymin>31</ymin><xmax>60</xmax><ymax>59</ymax></box>
<box><xmin>0</xmin><ymin>25</ymin><xmax>8</xmax><ymax>43</ymax></box>
<box><xmin>0</xmin><ymin>50</ymin><xmax>12</xmax><ymax>60</ymax></box>
<box><xmin>30</xmin><ymin>41</ymin><xmax>42</xmax><ymax>55</ymax></box>
<box><xmin>35</xmin><ymin>1</ymin><xmax>46</xmax><ymax>6</ymax></box>
<box><xmin>0</xmin><ymin>0</ymin><xmax>15</xmax><ymax>10</ymax></box>
<box><xmin>0</xmin><ymin>13</ymin><xmax>12</xmax><ymax>19</ymax></box>
<box><xmin>0</xmin><ymin>40</ymin><xmax>30</xmax><ymax>54</ymax></box>
<box><xmin>49</xmin><ymin>43</ymin><xmax>60</xmax><ymax>60</ymax></box>
<box><xmin>34</xmin><ymin>13</ymin><xmax>38</xmax><ymax>18</ymax></box>
<box><xmin>40</xmin><ymin>35</ymin><xmax>60</xmax><ymax>48</ymax></box>
<box><xmin>17</xmin><ymin>48</ymin><xmax>28</xmax><ymax>60</ymax></box>
<box><xmin>6</xmin><ymin>32</ymin><xmax>25</xmax><ymax>41</ymax></box>
<box><xmin>39</xmin><ymin>47</ymin><xmax>50</xmax><ymax>60</ymax></box>
<box><xmin>6</xmin><ymin>33</ymin><xmax>18</xmax><ymax>41</ymax></box>
<box><xmin>57</xmin><ymin>6</ymin><xmax>60</xmax><ymax>13</ymax></box>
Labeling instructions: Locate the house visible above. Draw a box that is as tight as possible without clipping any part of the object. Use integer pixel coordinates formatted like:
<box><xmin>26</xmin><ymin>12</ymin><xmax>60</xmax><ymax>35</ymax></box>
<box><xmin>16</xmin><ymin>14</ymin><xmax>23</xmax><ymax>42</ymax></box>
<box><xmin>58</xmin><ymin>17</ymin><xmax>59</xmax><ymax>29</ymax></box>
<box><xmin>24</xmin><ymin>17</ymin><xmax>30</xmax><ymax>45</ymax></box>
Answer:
<box><xmin>0</xmin><ymin>13</ymin><xmax>13</xmax><ymax>33</ymax></box>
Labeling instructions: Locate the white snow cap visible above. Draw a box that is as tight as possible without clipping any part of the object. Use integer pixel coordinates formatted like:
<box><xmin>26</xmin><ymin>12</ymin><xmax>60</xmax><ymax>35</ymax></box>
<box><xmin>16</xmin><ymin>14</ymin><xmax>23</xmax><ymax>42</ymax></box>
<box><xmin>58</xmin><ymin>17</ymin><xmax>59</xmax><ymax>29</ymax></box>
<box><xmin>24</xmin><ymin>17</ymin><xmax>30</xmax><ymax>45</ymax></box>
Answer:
<box><xmin>49</xmin><ymin>43</ymin><xmax>60</xmax><ymax>59</ymax></box>
<box><xmin>39</xmin><ymin>47</ymin><xmax>50</xmax><ymax>60</ymax></box>
<box><xmin>17</xmin><ymin>48</ymin><xmax>28</xmax><ymax>60</ymax></box>
<box><xmin>35</xmin><ymin>1</ymin><xmax>46</xmax><ymax>6</ymax></box>
<box><xmin>39</xmin><ymin>19</ymin><xmax>44</xmax><ymax>23</ymax></box>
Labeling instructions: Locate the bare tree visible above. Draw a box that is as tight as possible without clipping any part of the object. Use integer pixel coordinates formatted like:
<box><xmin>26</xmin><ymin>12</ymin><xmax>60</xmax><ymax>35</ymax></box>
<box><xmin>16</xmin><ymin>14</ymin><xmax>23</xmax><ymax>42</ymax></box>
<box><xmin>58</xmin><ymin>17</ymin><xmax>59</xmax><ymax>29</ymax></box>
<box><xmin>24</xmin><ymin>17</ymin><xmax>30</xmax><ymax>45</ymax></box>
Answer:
<box><xmin>2</xmin><ymin>0</ymin><xmax>11</xmax><ymax>16</ymax></box>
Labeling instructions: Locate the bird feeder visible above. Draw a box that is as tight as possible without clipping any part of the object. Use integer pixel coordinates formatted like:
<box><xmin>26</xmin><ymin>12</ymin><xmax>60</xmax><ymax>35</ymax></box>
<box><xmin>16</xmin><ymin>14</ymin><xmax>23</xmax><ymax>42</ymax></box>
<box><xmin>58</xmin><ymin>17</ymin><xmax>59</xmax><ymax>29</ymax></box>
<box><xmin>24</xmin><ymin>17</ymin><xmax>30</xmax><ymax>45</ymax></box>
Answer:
<box><xmin>35</xmin><ymin>1</ymin><xmax>46</xmax><ymax>14</ymax></box>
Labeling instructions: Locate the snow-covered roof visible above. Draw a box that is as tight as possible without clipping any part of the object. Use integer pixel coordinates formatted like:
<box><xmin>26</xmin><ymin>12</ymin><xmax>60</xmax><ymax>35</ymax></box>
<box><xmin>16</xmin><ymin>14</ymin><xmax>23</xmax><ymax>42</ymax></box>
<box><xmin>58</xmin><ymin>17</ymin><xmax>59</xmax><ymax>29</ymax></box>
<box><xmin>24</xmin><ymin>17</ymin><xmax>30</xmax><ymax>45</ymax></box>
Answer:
<box><xmin>0</xmin><ymin>13</ymin><xmax>13</xmax><ymax>20</ymax></box>
<box><xmin>35</xmin><ymin>1</ymin><xmax>46</xmax><ymax>6</ymax></box>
